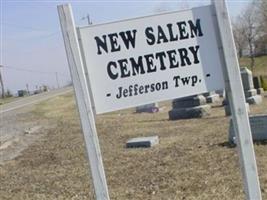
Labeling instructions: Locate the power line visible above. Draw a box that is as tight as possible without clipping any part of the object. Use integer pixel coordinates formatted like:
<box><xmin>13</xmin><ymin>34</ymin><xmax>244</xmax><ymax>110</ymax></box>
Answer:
<box><xmin>2</xmin><ymin>22</ymin><xmax>49</xmax><ymax>31</ymax></box>
<box><xmin>1</xmin><ymin>22</ymin><xmax>60</xmax><ymax>40</ymax></box>
<box><xmin>28</xmin><ymin>31</ymin><xmax>60</xmax><ymax>40</ymax></box>
<box><xmin>1</xmin><ymin>65</ymin><xmax>69</xmax><ymax>90</ymax></box>
<box><xmin>2</xmin><ymin>65</ymin><xmax>67</xmax><ymax>77</ymax></box>
<box><xmin>3</xmin><ymin>32</ymin><xmax>60</xmax><ymax>41</ymax></box>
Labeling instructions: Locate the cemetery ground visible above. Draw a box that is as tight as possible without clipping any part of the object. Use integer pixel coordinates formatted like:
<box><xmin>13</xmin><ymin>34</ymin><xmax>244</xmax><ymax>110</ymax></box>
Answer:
<box><xmin>1</xmin><ymin>91</ymin><xmax>267</xmax><ymax>200</ymax></box>
<box><xmin>240</xmin><ymin>55</ymin><xmax>267</xmax><ymax>76</ymax></box>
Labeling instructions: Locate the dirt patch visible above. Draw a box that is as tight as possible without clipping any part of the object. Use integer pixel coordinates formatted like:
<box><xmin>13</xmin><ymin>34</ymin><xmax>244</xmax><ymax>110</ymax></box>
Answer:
<box><xmin>0</xmin><ymin>106</ymin><xmax>53</xmax><ymax>164</ymax></box>
<box><xmin>0</xmin><ymin>92</ymin><xmax>267</xmax><ymax>200</ymax></box>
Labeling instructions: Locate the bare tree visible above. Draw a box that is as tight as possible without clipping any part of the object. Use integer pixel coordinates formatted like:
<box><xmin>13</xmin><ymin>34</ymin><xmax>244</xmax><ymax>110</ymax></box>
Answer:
<box><xmin>254</xmin><ymin>0</ymin><xmax>267</xmax><ymax>55</ymax></box>
<box><xmin>232</xmin><ymin>20</ymin><xmax>246</xmax><ymax>58</ymax></box>
<box><xmin>235</xmin><ymin>2</ymin><xmax>260</xmax><ymax>72</ymax></box>
<box><xmin>257</xmin><ymin>0</ymin><xmax>267</xmax><ymax>27</ymax></box>
<box><xmin>242</xmin><ymin>5</ymin><xmax>258</xmax><ymax>71</ymax></box>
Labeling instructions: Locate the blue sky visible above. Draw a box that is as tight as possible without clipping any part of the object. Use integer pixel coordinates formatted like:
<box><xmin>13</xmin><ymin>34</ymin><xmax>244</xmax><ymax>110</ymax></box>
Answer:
<box><xmin>1</xmin><ymin>0</ymin><xmax>251</xmax><ymax>93</ymax></box>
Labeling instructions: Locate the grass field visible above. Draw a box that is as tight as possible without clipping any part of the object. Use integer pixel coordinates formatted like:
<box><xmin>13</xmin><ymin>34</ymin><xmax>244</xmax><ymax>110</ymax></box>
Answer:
<box><xmin>239</xmin><ymin>55</ymin><xmax>267</xmax><ymax>77</ymax></box>
<box><xmin>0</xmin><ymin>96</ymin><xmax>16</xmax><ymax>105</ymax></box>
<box><xmin>1</xmin><ymin>92</ymin><xmax>267</xmax><ymax>200</ymax></box>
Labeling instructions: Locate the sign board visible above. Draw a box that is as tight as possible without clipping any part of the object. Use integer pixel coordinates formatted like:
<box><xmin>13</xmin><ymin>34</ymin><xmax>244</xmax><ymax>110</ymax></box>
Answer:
<box><xmin>58</xmin><ymin>1</ymin><xmax>262</xmax><ymax>200</ymax></box>
<box><xmin>78</xmin><ymin>6</ymin><xmax>224</xmax><ymax>114</ymax></box>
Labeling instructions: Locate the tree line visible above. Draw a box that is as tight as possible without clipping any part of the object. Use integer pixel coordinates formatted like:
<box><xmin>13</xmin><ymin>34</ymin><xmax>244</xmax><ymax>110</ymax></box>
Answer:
<box><xmin>233</xmin><ymin>0</ymin><xmax>267</xmax><ymax>72</ymax></box>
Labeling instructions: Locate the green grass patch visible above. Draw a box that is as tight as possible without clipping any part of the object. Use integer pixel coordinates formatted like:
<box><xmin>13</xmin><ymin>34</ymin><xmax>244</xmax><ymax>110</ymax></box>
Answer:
<box><xmin>0</xmin><ymin>96</ymin><xmax>17</xmax><ymax>105</ymax></box>
<box><xmin>239</xmin><ymin>55</ymin><xmax>267</xmax><ymax>76</ymax></box>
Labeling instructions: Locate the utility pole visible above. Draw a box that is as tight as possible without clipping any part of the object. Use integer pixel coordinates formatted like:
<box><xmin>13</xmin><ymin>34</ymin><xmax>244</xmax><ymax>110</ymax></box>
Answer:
<box><xmin>55</xmin><ymin>72</ymin><xmax>60</xmax><ymax>89</ymax></box>
<box><xmin>26</xmin><ymin>83</ymin><xmax>29</xmax><ymax>95</ymax></box>
<box><xmin>0</xmin><ymin>65</ymin><xmax>5</xmax><ymax>99</ymax></box>
<box><xmin>82</xmin><ymin>14</ymin><xmax>92</xmax><ymax>25</ymax></box>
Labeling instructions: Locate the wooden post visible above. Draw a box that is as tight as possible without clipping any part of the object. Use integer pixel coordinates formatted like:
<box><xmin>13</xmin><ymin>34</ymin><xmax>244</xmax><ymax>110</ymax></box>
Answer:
<box><xmin>57</xmin><ymin>4</ymin><xmax>110</xmax><ymax>200</ymax></box>
<box><xmin>212</xmin><ymin>1</ymin><xmax>262</xmax><ymax>199</ymax></box>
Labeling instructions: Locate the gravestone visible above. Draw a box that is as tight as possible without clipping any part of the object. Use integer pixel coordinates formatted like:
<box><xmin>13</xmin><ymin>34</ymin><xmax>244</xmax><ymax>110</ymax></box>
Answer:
<box><xmin>229</xmin><ymin>114</ymin><xmax>267</xmax><ymax>144</ymax></box>
<box><xmin>126</xmin><ymin>136</ymin><xmax>159</xmax><ymax>148</ymax></box>
<box><xmin>257</xmin><ymin>88</ymin><xmax>264</xmax><ymax>95</ymax></box>
<box><xmin>215</xmin><ymin>89</ymin><xmax>225</xmax><ymax>98</ymax></box>
<box><xmin>241</xmin><ymin>67</ymin><xmax>262</xmax><ymax>105</ymax></box>
<box><xmin>169</xmin><ymin>95</ymin><xmax>211</xmax><ymax>120</ymax></box>
<box><xmin>253</xmin><ymin>76</ymin><xmax>264</xmax><ymax>95</ymax></box>
<box><xmin>203</xmin><ymin>91</ymin><xmax>220</xmax><ymax>103</ymax></box>
<box><xmin>136</xmin><ymin>103</ymin><xmax>159</xmax><ymax>113</ymax></box>
<box><xmin>223</xmin><ymin>93</ymin><xmax>250</xmax><ymax>116</ymax></box>
<box><xmin>224</xmin><ymin>102</ymin><xmax>250</xmax><ymax>116</ymax></box>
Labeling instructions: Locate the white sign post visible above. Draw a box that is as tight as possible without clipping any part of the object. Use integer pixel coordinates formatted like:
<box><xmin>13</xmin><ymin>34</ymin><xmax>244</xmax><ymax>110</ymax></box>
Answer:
<box><xmin>58</xmin><ymin>1</ymin><xmax>261</xmax><ymax>199</ymax></box>
<box><xmin>57</xmin><ymin>5</ymin><xmax>110</xmax><ymax>200</ymax></box>
<box><xmin>212</xmin><ymin>1</ymin><xmax>262</xmax><ymax>199</ymax></box>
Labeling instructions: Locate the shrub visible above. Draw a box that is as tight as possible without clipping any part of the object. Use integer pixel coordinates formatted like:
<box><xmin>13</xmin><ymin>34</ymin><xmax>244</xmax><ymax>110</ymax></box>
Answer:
<box><xmin>260</xmin><ymin>76</ymin><xmax>267</xmax><ymax>91</ymax></box>
<box><xmin>5</xmin><ymin>89</ymin><xmax>13</xmax><ymax>97</ymax></box>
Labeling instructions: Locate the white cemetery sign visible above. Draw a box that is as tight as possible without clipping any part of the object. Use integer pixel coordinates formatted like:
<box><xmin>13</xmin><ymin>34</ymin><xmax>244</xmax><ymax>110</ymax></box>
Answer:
<box><xmin>58</xmin><ymin>1</ymin><xmax>262</xmax><ymax>200</ymax></box>
<box><xmin>77</xmin><ymin>6</ymin><xmax>224</xmax><ymax>114</ymax></box>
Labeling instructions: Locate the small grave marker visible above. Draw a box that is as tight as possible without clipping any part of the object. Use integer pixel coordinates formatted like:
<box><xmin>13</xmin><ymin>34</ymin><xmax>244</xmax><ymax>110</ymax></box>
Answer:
<box><xmin>126</xmin><ymin>136</ymin><xmax>159</xmax><ymax>148</ymax></box>
<box><xmin>136</xmin><ymin>103</ymin><xmax>159</xmax><ymax>113</ymax></box>
<box><xmin>203</xmin><ymin>91</ymin><xmax>220</xmax><ymax>103</ymax></box>
<box><xmin>229</xmin><ymin>114</ymin><xmax>267</xmax><ymax>144</ymax></box>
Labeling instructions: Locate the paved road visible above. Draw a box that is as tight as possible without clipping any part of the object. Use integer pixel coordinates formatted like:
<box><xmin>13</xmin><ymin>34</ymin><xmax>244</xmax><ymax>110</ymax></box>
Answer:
<box><xmin>0</xmin><ymin>87</ymin><xmax>73</xmax><ymax>114</ymax></box>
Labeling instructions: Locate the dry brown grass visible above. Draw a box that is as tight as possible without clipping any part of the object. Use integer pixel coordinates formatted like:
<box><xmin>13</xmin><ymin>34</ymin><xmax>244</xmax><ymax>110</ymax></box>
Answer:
<box><xmin>1</xmin><ymin>92</ymin><xmax>267</xmax><ymax>200</ymax></box>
